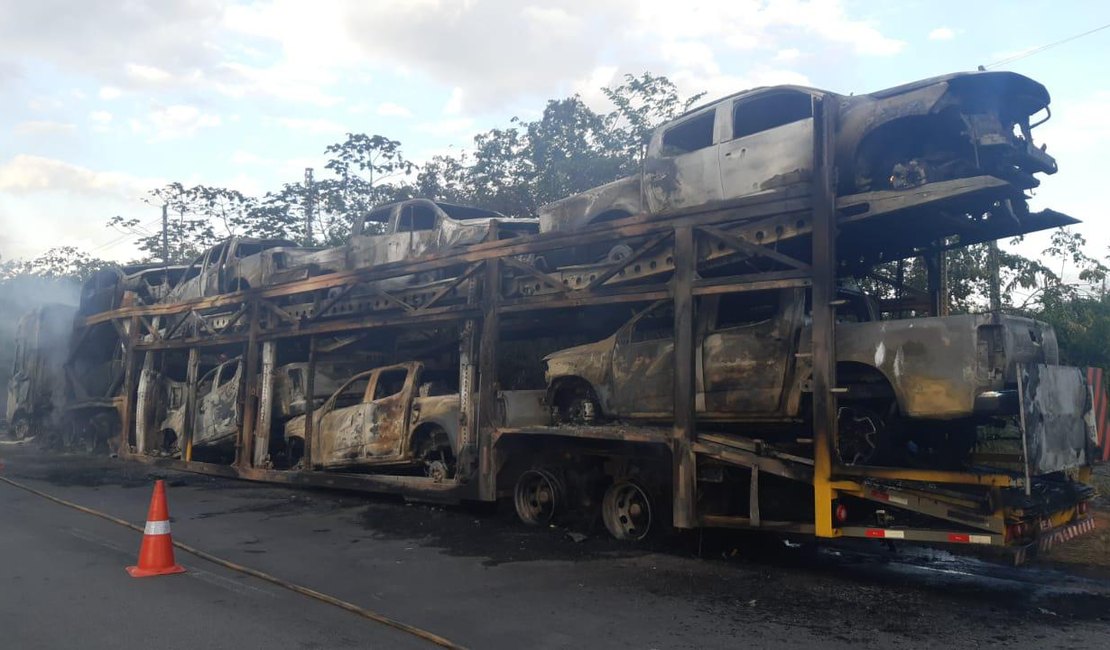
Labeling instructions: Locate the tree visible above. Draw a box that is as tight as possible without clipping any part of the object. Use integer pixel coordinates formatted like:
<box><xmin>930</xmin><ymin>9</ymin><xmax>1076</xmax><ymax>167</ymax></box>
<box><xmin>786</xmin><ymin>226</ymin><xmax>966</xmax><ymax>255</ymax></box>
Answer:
<box><xmin>0</xmin><ymin>246</ymin><xmax>112</xmax><ymax>283</ymax></box>
<box><xmin>323</xmin><ymin>134</ymin><xmax>416</xmax><ymax>233</ymax></box>
<box><xmin>602</xmin><ymin>72</ymin><xmax>706</xmax><ymax>167</ymax></box>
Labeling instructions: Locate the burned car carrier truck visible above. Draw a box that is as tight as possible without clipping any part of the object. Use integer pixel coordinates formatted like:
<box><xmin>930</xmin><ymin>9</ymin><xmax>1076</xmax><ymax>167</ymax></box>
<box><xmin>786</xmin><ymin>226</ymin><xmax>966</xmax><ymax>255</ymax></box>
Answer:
<box><xmin>57</xmin><ymin>70</ymin><xmax>1098</xmax><ymax>563</ymax></box>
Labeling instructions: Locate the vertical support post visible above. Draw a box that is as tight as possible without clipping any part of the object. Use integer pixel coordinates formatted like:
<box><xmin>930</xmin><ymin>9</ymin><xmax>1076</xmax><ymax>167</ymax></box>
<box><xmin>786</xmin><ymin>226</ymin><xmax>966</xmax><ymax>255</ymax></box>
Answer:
<box><xmin>253</xmin><ymin>341</ymin><xmax>276</xmax><ymax>468</ymax></box>
<box><xmin>161</xmin><ymin>203</ymin><xmax>169</xmax><ymax>264</ymax></box>
<box><xmin>117</xmin><ymin>316</ymin><xmax>142</xmax><ymax>458</ymax></box>
<box><xmin>925</xmin><ymin>250</ymin><xmax>948</xmax><ymax>317</ymax></box>
<box><xmin>302</xmin><ymin>335</ymin><xmax>317</xmax><ymax>469</ymax></box>
<box><xmin>183</xmin><ymin>347</ymin><xmax>199</xmax><ymax>462</ymax></box>
<box><xmin>457</xmin><ymin>274</ymin><xmax>479</xmax><ymax>480</ymax></box>
<box><xmin>938</xmin><ymin>247</ymin><xmax>949</xmax><ymax>317</ymax></box>
<box><xmin>237</xmin><ymin>301</ymin><xmax>261</xmax><ymax>468</ymax></box>
<box><xmin>811</xmin><ymin>96</ymin><xmax>840</xmax><ymax>538</ymax></box>
<box><xmin>749</xmin><ymin>466</ymin><xmax>761</xmax><ymax>527</ymax></box>
<box><xmin>477</xmin><ymin>259</ymin><xmax>500</xmax><ymax>501</ymax></box>
<box><xmin>134</xmin><ymin>351</ymin><xmax>155</xmax><ymax>454</ymax></box>
<box><xmin>671</xmin><ymin>225</ymin><xmax>698</xmax><ymax>529</ymax></box>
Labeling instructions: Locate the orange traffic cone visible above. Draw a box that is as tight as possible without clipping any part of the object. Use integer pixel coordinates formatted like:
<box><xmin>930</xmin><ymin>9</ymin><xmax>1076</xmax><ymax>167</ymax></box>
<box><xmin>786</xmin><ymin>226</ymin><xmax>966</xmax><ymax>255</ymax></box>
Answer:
<box><xmin>126</xmin><ymin>480</ymin><xmax>186</xmax><ymax>577</ymax></box>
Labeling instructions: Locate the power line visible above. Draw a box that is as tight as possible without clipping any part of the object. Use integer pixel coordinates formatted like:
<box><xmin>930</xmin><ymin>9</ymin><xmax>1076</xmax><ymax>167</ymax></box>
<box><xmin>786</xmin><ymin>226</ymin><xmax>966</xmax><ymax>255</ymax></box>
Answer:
<box><xmin>985</xmin><ymin>21</ymin><xmax>1110</xmax><ymax>68</ymax></box>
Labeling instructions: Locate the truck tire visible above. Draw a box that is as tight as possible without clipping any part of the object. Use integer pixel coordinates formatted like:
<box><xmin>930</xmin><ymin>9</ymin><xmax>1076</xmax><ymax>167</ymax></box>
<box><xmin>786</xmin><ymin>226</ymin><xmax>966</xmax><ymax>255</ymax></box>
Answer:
<box><xmin>10</xmin><ymin>414</ymin><xmax>31</xmax><ymax>441</ymax></box>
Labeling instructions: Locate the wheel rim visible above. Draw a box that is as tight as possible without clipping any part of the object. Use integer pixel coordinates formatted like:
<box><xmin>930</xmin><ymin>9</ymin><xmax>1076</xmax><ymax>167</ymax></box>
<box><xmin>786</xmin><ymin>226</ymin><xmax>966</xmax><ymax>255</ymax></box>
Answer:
<box><xmin>12</xmin><ymin>418</ymin><xmax>30</xmax><ymax>441</ymax></box>
<box><xmin>562</xmin><ymin>396</ymin><xmax>597</xmax><ymax>425</ymax></box>
<box><xmin>514</xmin><ymin>469</ymin><xmax>563</xmax><ymax>526</ymax></box>
<box><xmin>837</xmin><ymin>406</ymin><xmax>880</xmax><ymax>466</ymax></box>
<box><xmin>602</xmin><ymin>481</ymin><xmax>653</xmax><ymax>541</ymax></box>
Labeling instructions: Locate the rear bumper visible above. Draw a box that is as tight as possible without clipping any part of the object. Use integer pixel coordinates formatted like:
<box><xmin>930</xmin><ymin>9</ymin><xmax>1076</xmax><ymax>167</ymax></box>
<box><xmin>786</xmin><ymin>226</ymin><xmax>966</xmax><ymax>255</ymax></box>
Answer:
<box><xmin>1013</xmin><ymin>515</ymin><xmax>1098</xmax><ymax>564</ymax></box>
<box><xmin>1037</xmin><ymin>516</ymin><xmax>1097</xmax><ymax>553</ymax></box>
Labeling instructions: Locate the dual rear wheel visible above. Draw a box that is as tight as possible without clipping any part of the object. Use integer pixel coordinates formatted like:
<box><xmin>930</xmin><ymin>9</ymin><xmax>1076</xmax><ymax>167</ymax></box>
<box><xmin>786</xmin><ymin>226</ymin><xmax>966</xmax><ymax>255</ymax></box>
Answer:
<box><xmin>513</xmin><ymin>468</ymin><xmax>657</xmax><ymax>542</ymax></box>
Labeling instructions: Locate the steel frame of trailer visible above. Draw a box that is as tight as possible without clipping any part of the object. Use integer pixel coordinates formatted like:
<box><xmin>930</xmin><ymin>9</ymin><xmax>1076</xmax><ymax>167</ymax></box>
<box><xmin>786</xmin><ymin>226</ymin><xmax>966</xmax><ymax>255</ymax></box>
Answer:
<box><xmin>92</xmin><ymin>96</ymin><xmax>1093</xmax><ymax>556</ymax></box>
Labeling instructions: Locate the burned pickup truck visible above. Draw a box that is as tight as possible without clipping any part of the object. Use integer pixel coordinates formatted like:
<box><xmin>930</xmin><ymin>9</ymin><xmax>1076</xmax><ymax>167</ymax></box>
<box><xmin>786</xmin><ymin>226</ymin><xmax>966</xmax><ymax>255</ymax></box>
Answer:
<box><xmin>161</xmin><ymin>236</ymin><xmax>307</xmax><ymax>302</ymax></box>
<box><xmin>544</xmin><ymin>287</ymin><xmax>1084</xmax><ymax>467</ymax></box>
<box><xmin>540</xmin><ymin>70</ymin><xmax>1057</xmax><ymax>235</ymax></box>
<box><xmin>268</xmin><ymin>198</ymin><xmax>539</xmax><ymax>286</ymax></box>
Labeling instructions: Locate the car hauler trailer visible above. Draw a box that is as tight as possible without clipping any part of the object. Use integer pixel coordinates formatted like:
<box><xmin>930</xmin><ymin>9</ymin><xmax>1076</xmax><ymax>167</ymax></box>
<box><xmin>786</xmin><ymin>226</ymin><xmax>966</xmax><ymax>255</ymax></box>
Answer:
<box><xmin>79</xmin><ymin>96</ymin><xmax>1096</xmax><ymax>563</ymax></box>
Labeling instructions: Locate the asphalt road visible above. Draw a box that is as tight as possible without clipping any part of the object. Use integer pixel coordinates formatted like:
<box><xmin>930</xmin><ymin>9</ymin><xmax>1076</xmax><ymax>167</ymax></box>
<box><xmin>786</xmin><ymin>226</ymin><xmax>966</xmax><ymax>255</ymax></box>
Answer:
<box><xmin>2</xmin><ymin>446</ymin><xmax>1110</xmax><ymax>649</ymax></box>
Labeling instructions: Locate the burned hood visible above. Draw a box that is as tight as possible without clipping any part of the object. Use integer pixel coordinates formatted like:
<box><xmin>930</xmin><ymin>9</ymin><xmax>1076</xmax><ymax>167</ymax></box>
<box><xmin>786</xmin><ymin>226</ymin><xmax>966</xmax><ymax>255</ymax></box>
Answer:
<box><xmin>867</xmin><ymin>70</ymin><xmax>1050</xmax><ymax>114</ymax></box>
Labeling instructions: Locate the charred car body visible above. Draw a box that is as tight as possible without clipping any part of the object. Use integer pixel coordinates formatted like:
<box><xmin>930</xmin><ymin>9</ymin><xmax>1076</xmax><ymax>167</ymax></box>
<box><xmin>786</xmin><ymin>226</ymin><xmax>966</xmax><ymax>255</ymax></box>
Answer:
<box><xmin>544</xmin><ymin>288</ymin><xmax>1066</xmax><ymax>466</ymax></box>
<box><xmin>64</xmin><ymin>265</ymin><xmax>187</xmax><ymax>451</ymax></box>
<box><xmin>5</xmin><ymin>304</ymin><xmax>76</xmax><ymax>440</ymax></box>
<box><xmin>162</xmin><ymin>236</ymin><xmax>305</xmax><ymax>302</ymax></box>
<box><xmin>539</xmin><ymin>70</ymin><xmax>1056</xmax><ymax>235</ymax></box>
<box><xmin>269</xmin><ymin>199</ymin><xmax>539</xmax><ymax>287</ymax></box>
<box><xmin>283</xmin><ymin>361</ymin><xmax>462</xmax><ymax>479</ymax></box>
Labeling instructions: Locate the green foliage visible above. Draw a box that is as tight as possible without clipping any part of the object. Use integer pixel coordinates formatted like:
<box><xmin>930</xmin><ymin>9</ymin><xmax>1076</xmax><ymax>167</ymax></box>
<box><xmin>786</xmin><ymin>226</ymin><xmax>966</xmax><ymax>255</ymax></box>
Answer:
<box><xmin>0</xmin><ymin>246</ymin><xmax>112</xmax><ymax>283</ymax></box>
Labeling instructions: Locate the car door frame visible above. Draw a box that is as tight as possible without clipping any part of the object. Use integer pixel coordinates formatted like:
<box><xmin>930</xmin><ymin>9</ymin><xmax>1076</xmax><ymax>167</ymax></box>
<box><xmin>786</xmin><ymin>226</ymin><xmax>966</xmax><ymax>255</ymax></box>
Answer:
<box><xmin>643</xmin><ymin>105</ymin><xmax>727</xmax><ymax>214</ymax></box>
<box><xmin>698</xmin><ymin>290</ymin><xmax>805</xmax><ymax>419</ymax></box>
<box><xmin>608</xmin><ymin>301</ymin><xmax>678</xmax><ymax>419</ymax></box>
<box><xmin>718</xmin><ymin>88</ymin><xmax>819</xmax><ymax>200</ymax></box>
<box><xmin>362</xmin><ymin>363</ymin><xmax>419</xmax><ymax>462</ymax></box>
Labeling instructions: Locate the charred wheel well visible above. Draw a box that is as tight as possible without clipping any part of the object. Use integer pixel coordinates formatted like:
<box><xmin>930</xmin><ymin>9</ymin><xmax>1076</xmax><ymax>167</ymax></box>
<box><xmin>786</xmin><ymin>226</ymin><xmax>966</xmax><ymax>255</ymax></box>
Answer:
<box><xmin>410</xmin><ymin>421</ymin><xmax>452</xmax><ymax>454</ymax></box>
<box><xmin>850</xmin><ymin>111</ymin><xmax>974</xmax><ymax>192</ymax></box>
<box><xmin>548</xmin><ymin>376</ymin><xmax>601</xmax><ymax>412</ymax></box>
<box><xmin>589</xmin><ymin>208</ymin><xmax>633</xmax><ymax>225</ymax></box>
<box><xmin>835</xmin><ymin>362</ymin><xmax>897</xmax><ymax>405</ymax></box>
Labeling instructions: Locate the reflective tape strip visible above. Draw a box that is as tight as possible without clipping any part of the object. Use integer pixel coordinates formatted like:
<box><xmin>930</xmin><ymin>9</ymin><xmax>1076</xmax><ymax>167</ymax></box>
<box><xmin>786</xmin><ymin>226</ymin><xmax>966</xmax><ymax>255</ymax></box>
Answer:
<box><xmin>144</xmin><ymin>520</ymin><xmax>172</xmax><ymax>536</ymax></box>
<box><xmin>871</xmin><ymin>491</ymin><xmax>909</xmax><ymax>506</ymax></box>
<box><xmin>968</xmin><ymin>535</ymin><xmax>992</xmax><ymax>545</ymax></box>
<box><xmin>865</xmin><ymin>529</ymin><xmax>905</xmax><ymax>539</ymax></box>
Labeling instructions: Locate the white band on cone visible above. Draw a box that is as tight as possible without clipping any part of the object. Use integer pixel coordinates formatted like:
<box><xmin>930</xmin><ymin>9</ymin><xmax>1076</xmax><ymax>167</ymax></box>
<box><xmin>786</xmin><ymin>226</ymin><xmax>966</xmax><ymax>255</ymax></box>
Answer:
<box><xmin>144</xmin><ymin>520</ymin><xmax>172</xmax><ymax>535</ymax></box>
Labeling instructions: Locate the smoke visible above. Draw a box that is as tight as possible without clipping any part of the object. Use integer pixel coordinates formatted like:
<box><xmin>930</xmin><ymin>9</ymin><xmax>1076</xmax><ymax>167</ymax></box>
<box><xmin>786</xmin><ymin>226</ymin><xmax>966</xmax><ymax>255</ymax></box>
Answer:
<box><xmin>0</xmin><ymin>275</ymin><xmax>79</xmax><ymax>427</ymax></box>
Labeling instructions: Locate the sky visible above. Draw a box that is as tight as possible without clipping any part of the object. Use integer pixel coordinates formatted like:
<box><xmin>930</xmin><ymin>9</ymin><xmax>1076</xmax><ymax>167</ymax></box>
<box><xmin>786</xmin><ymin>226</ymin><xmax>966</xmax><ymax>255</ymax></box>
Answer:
<box><xmin>1</xmin><ymin>0</ymin><xmax>1108</xmax><ymax>269</ymax></box>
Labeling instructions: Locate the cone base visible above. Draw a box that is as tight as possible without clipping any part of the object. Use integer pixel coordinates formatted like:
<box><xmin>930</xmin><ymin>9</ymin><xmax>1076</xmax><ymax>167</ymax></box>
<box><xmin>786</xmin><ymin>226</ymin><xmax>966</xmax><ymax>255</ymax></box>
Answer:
<box><xmin>126</xmin><ymin>564</ymin><xmax>186</xmax><ymax>578</ymax></box>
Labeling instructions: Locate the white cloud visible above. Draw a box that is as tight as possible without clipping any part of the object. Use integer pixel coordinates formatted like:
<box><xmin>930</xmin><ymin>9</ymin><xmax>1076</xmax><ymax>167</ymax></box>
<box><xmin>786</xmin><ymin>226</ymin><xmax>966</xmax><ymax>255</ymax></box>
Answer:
<box><xmin>376</xmin><ymin>102</ymin><xmax>413</xmax><ymax>118</ymax></box>
<box><xmin>12</xmin><ymin>120</ymin><xmax>77</xmax><ymax>136</ymax></box>
<box><xmin>443</xmin><ymin>87</ymin><xmax>464</xmax><ymax>116</ymax></box>
<box><xmin>0</xmin><ymin>154</ymin><xmax>154</xmax><ymax>199</ymax></box>
<box><xmin>928</xmin><ymin>27</ymin><xmax>956</xmax><ymax>41</ymax></box>
<box><xmin>414</xmin><ymin>117</ymin><xmax>476</xmax><ymax>138</ymax></box>
<box><xmin>230</xmin><ymin>150</ymin><xmax>269</xmax><ymax>166</ymax></box>
<box><xmin>125</xmin><ymin>62</ymin><xmax>173</xmax><ymax>84</ymax></box>
<box><xmin>89</xmin><ymin>110</ymin><xmax>113</xmax><ymax>133</ymax></box>
<box><xmin>272</xmin><ymin>116</ymin><xmax>347</xmax><ymax>135</ymax></box>
<box><xmin>336</xmin><ymin>0</ymin><xmax>900</xmax><ymax>111</ymax></box>
<box><xmin>98</xmin><ymin>85</ymin><xmax>122</xmax><ymax>100</ymax></box>
<box><xmin>775</xmin><ymin>48</ymin><xmax>801</xmax><ymax>62</ymax></box>
<box><xmin>142</xmin><ymin>104</ymin><xmax>223</xmax><ymax>140</ymax></box>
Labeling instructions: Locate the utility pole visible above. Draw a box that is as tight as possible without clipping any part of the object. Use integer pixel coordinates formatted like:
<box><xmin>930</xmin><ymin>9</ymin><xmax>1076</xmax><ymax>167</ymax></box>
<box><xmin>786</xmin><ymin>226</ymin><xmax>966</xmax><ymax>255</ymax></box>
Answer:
<box><xmin>304</xmin><ymin>167</ymin><xmax>315</xmax><ymax>246</ymax></box>
<box><xmin>161</xmin><ymin>203</ymin><xmax>169</xmax><ymax>264</ymax></box>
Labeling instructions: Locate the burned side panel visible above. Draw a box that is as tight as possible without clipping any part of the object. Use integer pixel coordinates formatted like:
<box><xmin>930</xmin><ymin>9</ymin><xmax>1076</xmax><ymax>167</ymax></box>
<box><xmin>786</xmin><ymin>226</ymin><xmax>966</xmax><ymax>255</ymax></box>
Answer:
<box><xmin>194</xmin><ymin>360</ymin><xmax>241</xmax><ymax>448</ymax></box>
<box><xmin>1021</xmin><ymin>364</ymin><xmax>1095</xmax><ymax>474</ymax></box>
<box><xmin>537</xmin><ymin>176</ymin><xmax>642</xmax><ymax>234</ymax></box>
